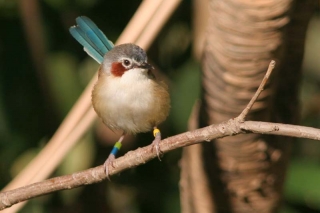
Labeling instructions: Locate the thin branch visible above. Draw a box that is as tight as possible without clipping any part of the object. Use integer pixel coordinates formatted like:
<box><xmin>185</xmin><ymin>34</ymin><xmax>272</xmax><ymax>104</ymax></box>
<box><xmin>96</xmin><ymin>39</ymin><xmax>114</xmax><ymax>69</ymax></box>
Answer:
<box><xmin>2</xmin><ymin>119</ymin><xmax>320</xmax><ymax>210</ymax></box>
<box><xmin>136</xmin><ymin>0</ymin><xmax>182</xmax><ymax>50</ymax></box>
<box><xmin>237</xmin><ymin>60</ymin><xmax>276</xmax><ymax>121</ymax></box>
<box><xmin>117</xmin><ymin>0</ymin><xmax>163</xmax><ymax>44</ymax></box>
<box><xmin>19</xmin><ymin>0</ymin><xmax>48</xmax><ymax>97</ymax></box>
<box><xmin>240</xmin><ymin>121</ymin><xmax>320</xmax><ymax>139</ymax></box>
<box><xmin>3</xmin><ymin>60</ymin><xmax>320</xmax><ymax>210</ymax></box>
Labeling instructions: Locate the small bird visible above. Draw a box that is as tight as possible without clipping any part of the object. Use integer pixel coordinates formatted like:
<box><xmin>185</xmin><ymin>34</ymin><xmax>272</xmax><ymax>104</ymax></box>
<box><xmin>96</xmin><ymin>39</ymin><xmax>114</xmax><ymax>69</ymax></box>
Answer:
<box><xmin>69</xmin><ymin>16</ymin><xmax>170</xmax><ymax>177</ymax></box>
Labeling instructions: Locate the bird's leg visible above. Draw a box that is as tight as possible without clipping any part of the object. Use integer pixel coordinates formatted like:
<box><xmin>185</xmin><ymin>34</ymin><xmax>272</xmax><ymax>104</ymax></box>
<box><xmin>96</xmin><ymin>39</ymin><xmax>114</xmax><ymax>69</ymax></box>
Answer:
<box><xmin>152</xmin><ymin>127</ymin><xmax>163</xmax><ymax>160</ymax></box>
<box><xmin>104</xmin><ymin>133</ymin><xmax>125</xmax><ymax>179</ymax></box>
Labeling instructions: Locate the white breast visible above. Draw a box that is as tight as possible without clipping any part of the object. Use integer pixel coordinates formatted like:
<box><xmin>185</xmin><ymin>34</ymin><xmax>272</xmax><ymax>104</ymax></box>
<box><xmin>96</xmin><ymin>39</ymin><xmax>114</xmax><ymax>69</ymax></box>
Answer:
<box><xmin>92</xmin><ymin>68</ymin><xmax>156</xmax><ymax>133</ymax></box>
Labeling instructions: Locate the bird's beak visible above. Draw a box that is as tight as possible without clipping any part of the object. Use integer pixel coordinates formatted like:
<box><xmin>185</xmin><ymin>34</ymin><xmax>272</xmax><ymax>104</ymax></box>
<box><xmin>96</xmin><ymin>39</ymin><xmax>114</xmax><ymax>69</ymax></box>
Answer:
<box><xmin>138</xmin><ymin>62</ymin><xmax>154</xmax><ymax>70</ymax></box>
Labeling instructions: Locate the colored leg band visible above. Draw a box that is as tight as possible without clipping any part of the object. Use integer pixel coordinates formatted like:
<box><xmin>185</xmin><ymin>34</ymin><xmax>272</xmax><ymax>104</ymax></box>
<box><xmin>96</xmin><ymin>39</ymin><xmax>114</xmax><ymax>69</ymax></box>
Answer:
<box><xmin>153</xmin><ymin>128</ymin><xmax>160</xmax><ymax>137</ymax></box>
<box><xmin>110</xmin><ymin>141</ymin><xmax>122</xmax><ymax>156</ymax></box>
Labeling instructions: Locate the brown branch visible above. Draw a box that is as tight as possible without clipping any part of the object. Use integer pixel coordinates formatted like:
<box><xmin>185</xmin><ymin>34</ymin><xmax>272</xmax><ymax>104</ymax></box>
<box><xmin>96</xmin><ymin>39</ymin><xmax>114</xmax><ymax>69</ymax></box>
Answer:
<box><xmin>237</xmin><ymin>60</ymin><xmax>276</xmax><ymax>121</ymax></box>
<box><xmin>2</xmin><ymin>119</ymin><xmax>320</xmax><ymax>210</ymax></box>
<box><xmin>19</xmin><ymin>0</ymin><xmax>48</xmax><ymax>95</ymax></box>
<box><xmin>0</xmin><ymin>60</ymin><xmax>315</xmax><ymax>210</ymax></box>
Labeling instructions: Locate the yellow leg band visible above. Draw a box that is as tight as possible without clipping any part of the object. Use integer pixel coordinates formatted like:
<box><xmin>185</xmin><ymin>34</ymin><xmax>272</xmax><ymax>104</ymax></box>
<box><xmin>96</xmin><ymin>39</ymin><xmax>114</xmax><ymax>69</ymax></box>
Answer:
<box><xmin>114</xmin><ymin>141</ymin><xmax>122</xmax><ymax>149</ymax></box>
<box><xmin>153</xmin><ymin>128</ymin><xmax>160</xmax><ymax>137</ymax></box>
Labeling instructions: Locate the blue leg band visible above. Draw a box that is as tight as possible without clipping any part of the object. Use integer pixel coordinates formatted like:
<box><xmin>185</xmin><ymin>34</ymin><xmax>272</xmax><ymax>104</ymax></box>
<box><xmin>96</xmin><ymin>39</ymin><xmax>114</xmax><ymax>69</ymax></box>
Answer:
<box><xmin>110</xmin><ymin>141</ymin><xmax>122</xmax><ymax>156</ymax></box>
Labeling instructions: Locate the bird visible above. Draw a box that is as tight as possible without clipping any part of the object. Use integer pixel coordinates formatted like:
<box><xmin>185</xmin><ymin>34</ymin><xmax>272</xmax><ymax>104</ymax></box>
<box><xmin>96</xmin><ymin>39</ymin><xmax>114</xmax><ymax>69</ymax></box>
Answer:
<box><xmin>69</xmin><ymin>16</ymin><xmax>170</xmax><ymax>177</ymax></box>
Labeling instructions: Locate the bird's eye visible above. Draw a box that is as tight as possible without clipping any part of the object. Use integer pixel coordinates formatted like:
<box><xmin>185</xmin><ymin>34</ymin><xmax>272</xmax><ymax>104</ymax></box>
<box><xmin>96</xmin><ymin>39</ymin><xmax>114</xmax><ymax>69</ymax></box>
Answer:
<box><xmin>123</xmin><ymin>59</ymin><xmax>131</xmax><ymax>67</ymax></box>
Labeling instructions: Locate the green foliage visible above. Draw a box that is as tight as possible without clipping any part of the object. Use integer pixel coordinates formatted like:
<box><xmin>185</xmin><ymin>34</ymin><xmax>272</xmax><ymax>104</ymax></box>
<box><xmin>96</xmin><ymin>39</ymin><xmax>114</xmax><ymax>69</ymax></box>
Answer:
<box><xmin>45</xmin><ymin>52</ymin><xmax>83</xmax><ymax>117</ymax></box>
<box><xmin>0</xmin><ymin>0</ymin><xmax>19</xmax><ymax>17</ymax></box>
<box><xmin>170</xmin><ymin>60</ymin><xmax>200</xmax><ymax>132</ymax></box>
<box><xmin>285</xmin><ymin>158</ymin><xmax>320</xmax><ymax>211</ymax></box>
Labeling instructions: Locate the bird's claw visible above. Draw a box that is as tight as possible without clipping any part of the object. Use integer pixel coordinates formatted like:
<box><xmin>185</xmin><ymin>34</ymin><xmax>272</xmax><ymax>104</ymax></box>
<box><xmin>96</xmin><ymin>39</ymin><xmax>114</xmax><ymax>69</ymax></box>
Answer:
<box><xmin>104</xmin><ymin>154</ymin><xmax>116</xmax><ymax>180</ymax></box>
<box><xmin>152</xmin><ymin>131</ymin><xmax>163</xmax><ymax>160</ymax></box>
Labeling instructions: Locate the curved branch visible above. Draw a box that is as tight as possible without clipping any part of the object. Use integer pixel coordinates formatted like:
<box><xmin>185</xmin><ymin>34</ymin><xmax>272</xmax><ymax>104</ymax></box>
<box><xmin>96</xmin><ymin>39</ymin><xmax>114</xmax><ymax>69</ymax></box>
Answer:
<box><xmin>1</xmin><ymin>119</ymin><xmax>320</xmax><ymax>210</ymax></box>
<box><xmin>1</xmin><ymin>60</ymin><xmax>317</xmax><ymax>210</ymax></box>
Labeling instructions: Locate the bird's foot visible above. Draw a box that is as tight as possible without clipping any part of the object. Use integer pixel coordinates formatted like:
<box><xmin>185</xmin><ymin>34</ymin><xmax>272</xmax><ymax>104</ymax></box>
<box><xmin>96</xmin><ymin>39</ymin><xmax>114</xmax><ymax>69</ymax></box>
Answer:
<box><xmin>104</xmin><ymin>140</ymin><xmax>122</xmax><ymax>180</ymax></box>
<box><xmin>104</xmin><ymin>154</ymin><xmax>116</xmax><ymax>180</ymax></box>
<box><xmin>152</xmin><ymin>128</ymin><xmax>163</xmax><ymax>160</ymax></box>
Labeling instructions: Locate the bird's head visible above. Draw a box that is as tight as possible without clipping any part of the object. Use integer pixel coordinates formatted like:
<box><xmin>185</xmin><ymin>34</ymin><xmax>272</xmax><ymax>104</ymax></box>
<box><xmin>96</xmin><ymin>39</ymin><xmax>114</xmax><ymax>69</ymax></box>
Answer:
<box><xmin>101</xmin><ymin>43</ymin><xmax>154</xmax><ymax>77</ymax></box>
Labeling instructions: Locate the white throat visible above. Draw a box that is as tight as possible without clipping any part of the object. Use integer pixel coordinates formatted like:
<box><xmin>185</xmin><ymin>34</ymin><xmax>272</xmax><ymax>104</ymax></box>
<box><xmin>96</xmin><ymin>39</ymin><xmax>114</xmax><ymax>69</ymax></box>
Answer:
<box><xmin>120</xmin><ymin>67</ymin><xmax>149</xmax><ymax>83</ymax></box>
<box><xmin>97</xmin><ymin>67</ymin><xmax>153</xmax><ymax>109</ymax></box>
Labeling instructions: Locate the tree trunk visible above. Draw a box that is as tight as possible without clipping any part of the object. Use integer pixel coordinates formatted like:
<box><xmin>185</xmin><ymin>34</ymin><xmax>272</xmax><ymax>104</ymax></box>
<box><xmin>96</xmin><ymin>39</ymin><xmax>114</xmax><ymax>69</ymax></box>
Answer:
<box><xmin>180</xmin><ymin>0</ymin><xmax>315</xmax><ymax>212</ymax></box>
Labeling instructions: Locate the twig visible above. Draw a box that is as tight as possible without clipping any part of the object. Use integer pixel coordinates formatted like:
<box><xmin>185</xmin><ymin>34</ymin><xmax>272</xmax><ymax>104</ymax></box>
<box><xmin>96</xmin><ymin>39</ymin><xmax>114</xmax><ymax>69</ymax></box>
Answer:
<box><xmin>136</xmin><ymin>0</ymin><xmax>182</xmax><ymax>49</ymax></box>
<box><xmin>2</xmin><ymin>60</ymin><xmax>320</xmax><ymax>210</ymax></box>
<box><xmin>237</xmin><ymin>60</ymin><xmax>276</xmax><ymax>121</ymax></box>
<box><xmin>19</xmin><ymin>0</ymin><xmax>48</xmax><ymax>98</ymax></box>
<box><xmin>2</xmin><ymin>119</ymin><xmax>320</xmax><ymax>210</ymax></box>
<box><xmin>117</xmin><ymin>0</ymin><xmax>163</xmax><ymax>44</ymax></box>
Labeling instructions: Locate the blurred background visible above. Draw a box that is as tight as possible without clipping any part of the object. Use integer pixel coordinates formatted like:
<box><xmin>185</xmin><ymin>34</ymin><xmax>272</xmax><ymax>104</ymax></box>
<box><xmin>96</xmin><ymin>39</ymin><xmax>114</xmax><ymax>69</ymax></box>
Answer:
<box><xmin>0</xmin><ymin>0</ymin><xmax>319</xmax><ymax>212</ymax></box>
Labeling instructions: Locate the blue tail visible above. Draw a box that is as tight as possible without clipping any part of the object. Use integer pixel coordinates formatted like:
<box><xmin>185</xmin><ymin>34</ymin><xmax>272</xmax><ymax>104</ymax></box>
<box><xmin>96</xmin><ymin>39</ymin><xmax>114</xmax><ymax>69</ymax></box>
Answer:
<box><xmin>69</xmin><ymin>16</ymin><xmax>114</xmax><ymax>64</ymax></box>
